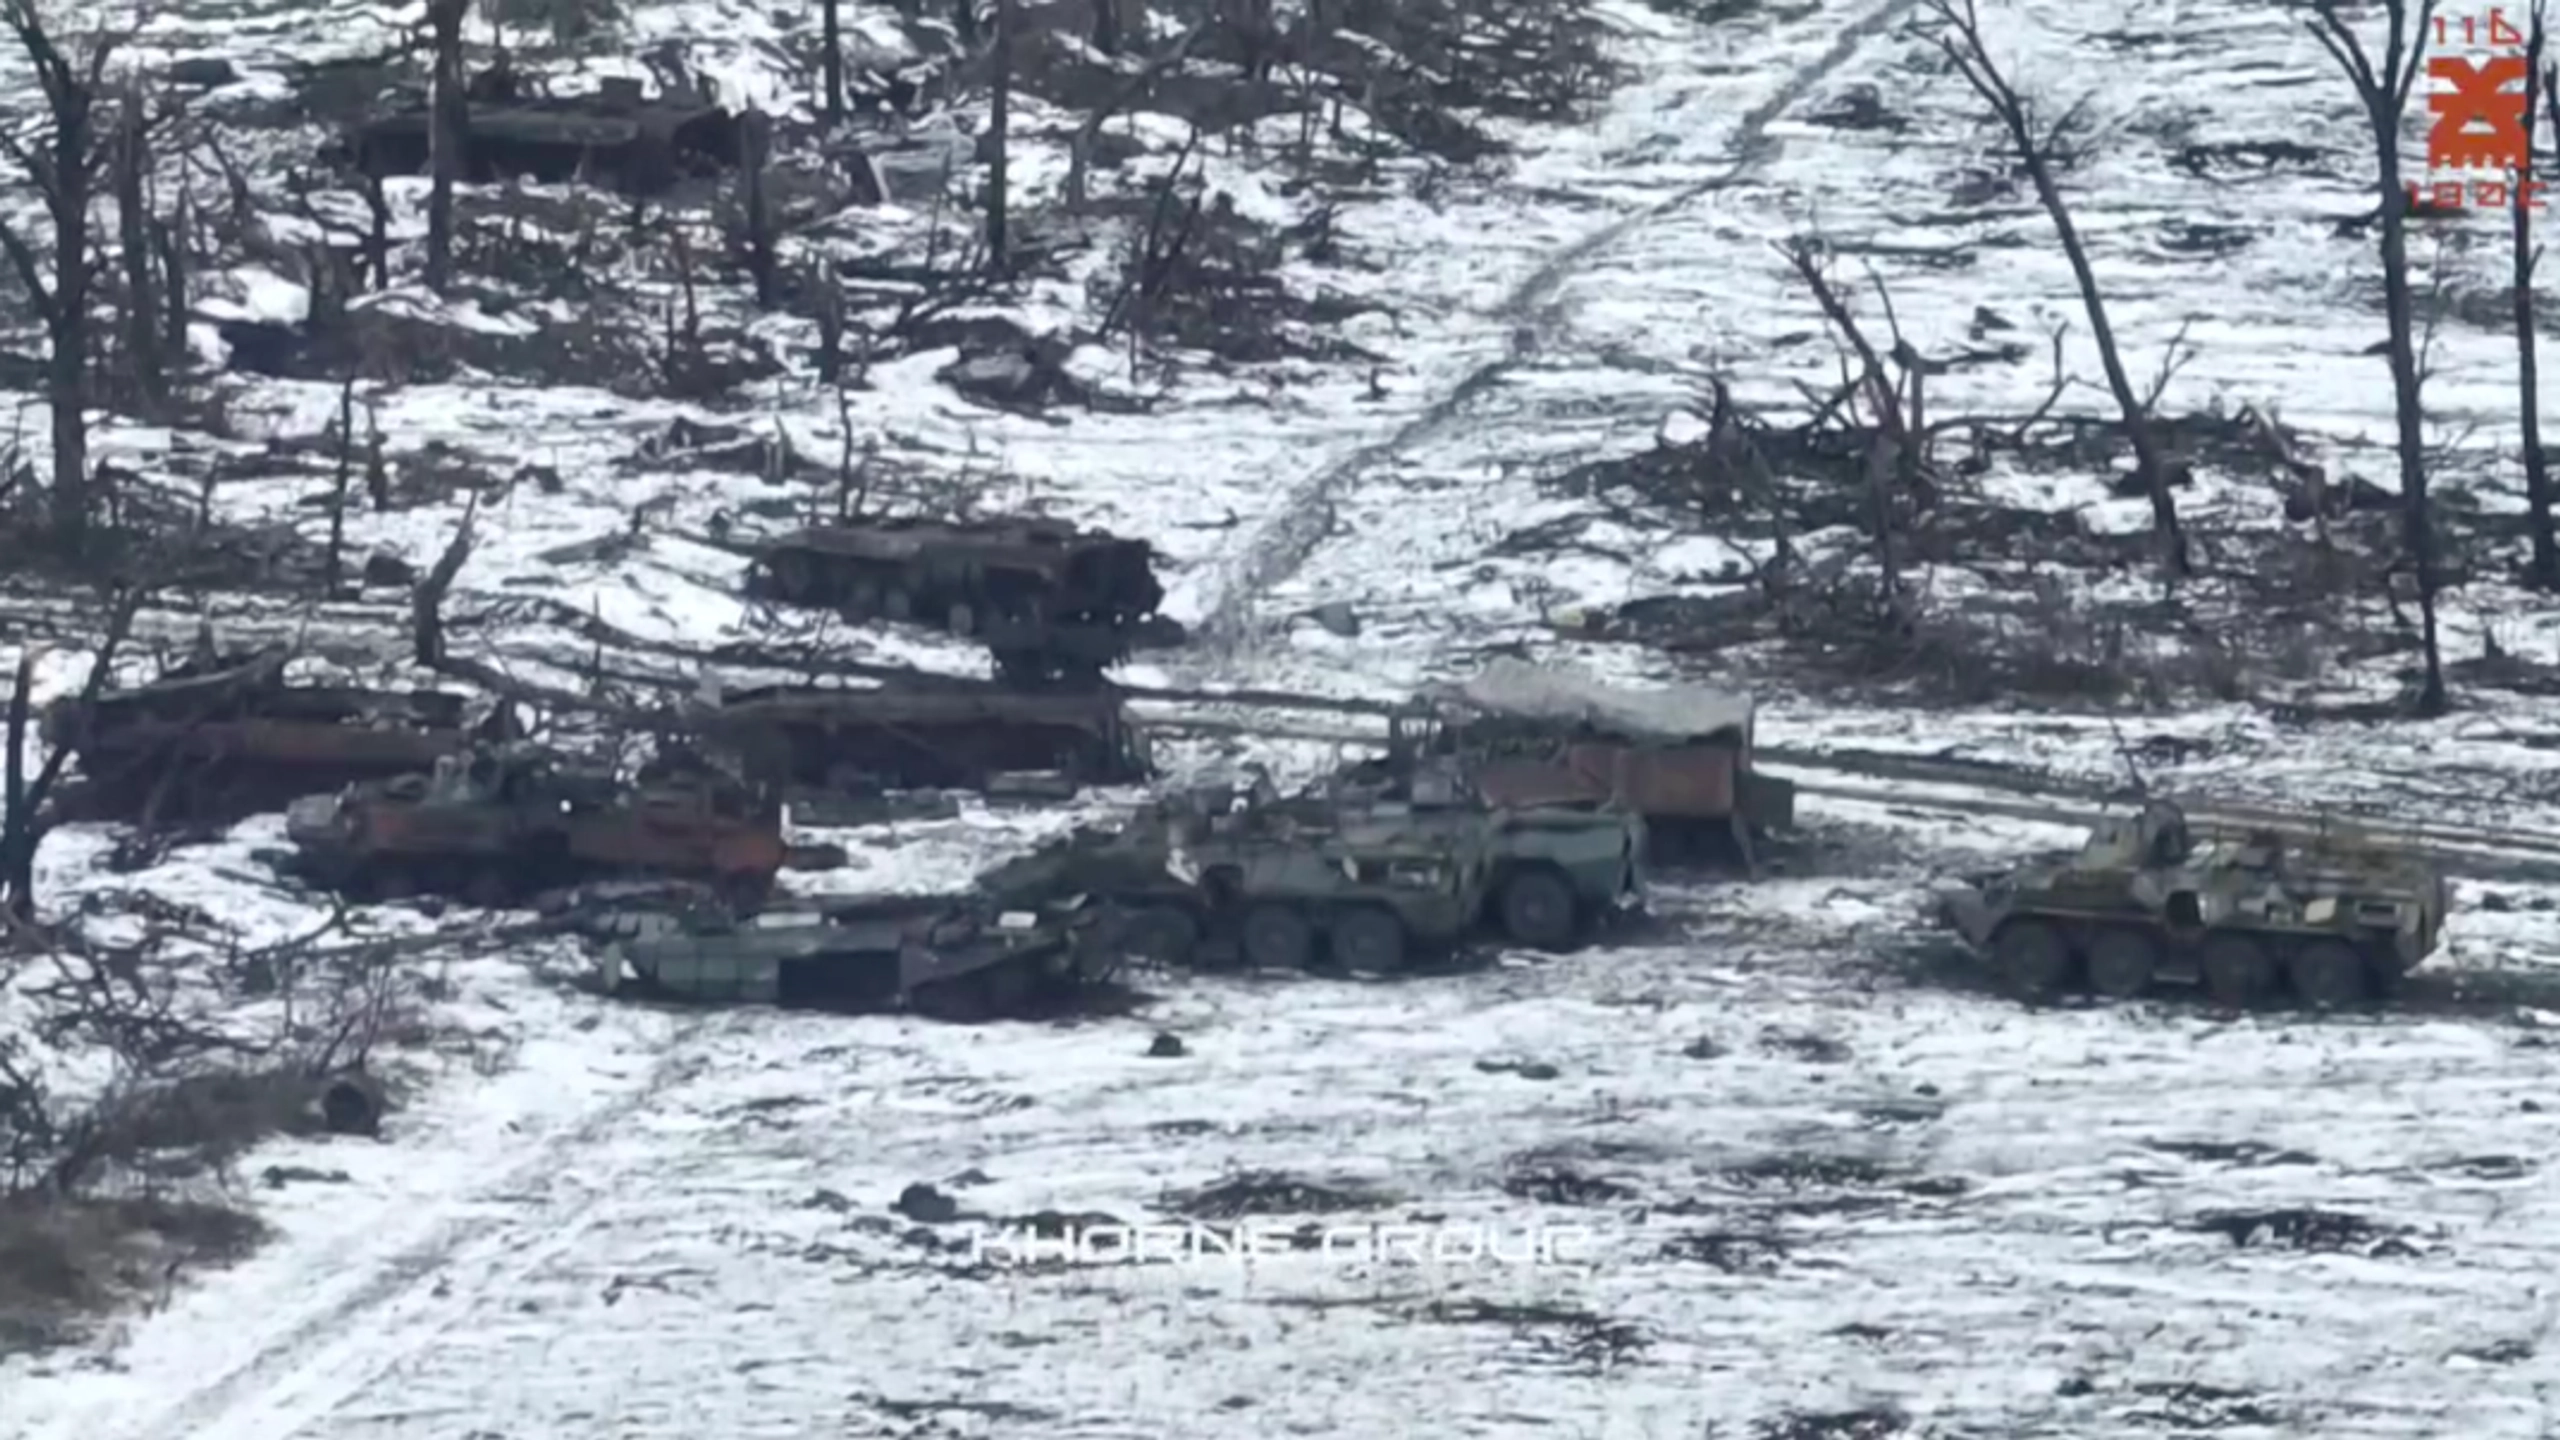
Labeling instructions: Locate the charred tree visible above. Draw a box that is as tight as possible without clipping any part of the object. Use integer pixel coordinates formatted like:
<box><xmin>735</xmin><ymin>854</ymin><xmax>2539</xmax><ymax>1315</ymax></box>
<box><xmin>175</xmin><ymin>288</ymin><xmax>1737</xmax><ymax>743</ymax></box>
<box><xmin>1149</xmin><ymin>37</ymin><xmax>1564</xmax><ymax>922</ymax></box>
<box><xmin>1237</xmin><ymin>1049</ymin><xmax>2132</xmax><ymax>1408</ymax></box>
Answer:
<box><xmin>0</xmin><ymin>0</ymin><xmax>130</xmax><ymax>550</ymax></box>
<box><xmin>740</xmin><ymin>111</ymin><xmax>777</xmax><ymax>308</ymax></box>
<box><xmin>423</xmin><ymin>0</ymin><xmax>471</xmax><ymax>295</ymax></box>
<box><xmin>821</xmin><ymin>0</ymin><xmax>847</xmax><ymax>122</ymax></box>
<box><xmin>1924</xmin><ymin>0</ymin><xmax>2188</xmax><ymax>579</ymax></box>
<box><xmin>1091</xmin><ymin>0</ymin><xmax>1122</xmax><ymax>54</ymax></box>
<box><xmin>2306</xmin><ymin>0</ymin><xmax>2447</xmax><ymax>712</ymax></box>
<box><xmin>986</xmin><ymin>0</ymin><xmax>1012</xmax><ymax>274</ymax></box>
<box><xmin>2532</xmin><ymin>8</ymin><xmax>2560</xmax><ymax>587</ymax></box>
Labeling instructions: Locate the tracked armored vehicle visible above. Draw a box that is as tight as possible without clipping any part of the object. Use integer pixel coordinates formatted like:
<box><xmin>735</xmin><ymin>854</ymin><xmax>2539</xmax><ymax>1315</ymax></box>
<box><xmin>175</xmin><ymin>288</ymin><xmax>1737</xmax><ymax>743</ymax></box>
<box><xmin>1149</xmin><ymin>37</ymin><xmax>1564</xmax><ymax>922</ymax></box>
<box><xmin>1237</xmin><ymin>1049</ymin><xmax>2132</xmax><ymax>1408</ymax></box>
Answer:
<box><xmin>1417</xmin><ymin>659</ymin><xmax>1795</xmax><ymax>865</ymax></box>
<box><xmin>284</xmin><ymin>745</ymin><xmax>786</xmax><ymax>908</ymax></box>
<box><xmin>588</xmin><ymin>896</ymin><xmax>1112</xmax><ymax>1021</ymax></box>
<box><xmin>694</xmin><ymin>678</ymin><xmax>1149</xmax><ymax>792</ymax></box>
<box><xmin>744</xmin><ymin>516</ymin><xmax>1181</xmax><ymax>684</ymax></box>
<box><xmin>348</xmin><ymin>80</ymin><xmax>741</xmax><ymax>195</ymax></box>
<box><xmin>1940</xmin><ymin>799</ymin><xmax>2451</xmax><ymax>1007</ymax></box>
<box><xmin>44</xmin><ymin>648</ymin><xmax>491</xmax><ymax>825</ymax></box>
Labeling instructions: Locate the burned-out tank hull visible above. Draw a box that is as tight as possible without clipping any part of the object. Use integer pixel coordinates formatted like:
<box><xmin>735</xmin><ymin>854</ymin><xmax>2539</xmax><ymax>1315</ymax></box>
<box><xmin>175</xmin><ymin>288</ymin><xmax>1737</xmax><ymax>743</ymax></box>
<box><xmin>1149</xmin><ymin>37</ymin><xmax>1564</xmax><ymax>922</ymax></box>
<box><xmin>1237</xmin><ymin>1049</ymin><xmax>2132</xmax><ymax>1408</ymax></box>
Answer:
<box><xmin>696</xmin><ymin>679</ymin><xmax>1151</xmax><ymax>792</ymax></box>
<box><xmin>45</xmin><ymin>649</ymin><xmax>482</xmax><ymax>825</ymax></box>
<box><xmin>348</xmin><ymin>85</ymin><xmax>742</xmax><ymax>196</ymax></box>
<box><xmin>1941</xmin><ymin>799</ymin><xmax>2452</xmax><ymax>1009</ymax></box>
<box><xmin>588</xmin><ymin>897</ymin><xmax>1116</xmax><ymax>1021</ymax></box>
<box><xmin>284</xmin><ymin>747</ymin><xmax>786</xmax><ymax>909</ymax></box>
<box><xmin>744</xmin><ymin>517</ymin><xmax>1174</xmax><ymax>669</ymax></box>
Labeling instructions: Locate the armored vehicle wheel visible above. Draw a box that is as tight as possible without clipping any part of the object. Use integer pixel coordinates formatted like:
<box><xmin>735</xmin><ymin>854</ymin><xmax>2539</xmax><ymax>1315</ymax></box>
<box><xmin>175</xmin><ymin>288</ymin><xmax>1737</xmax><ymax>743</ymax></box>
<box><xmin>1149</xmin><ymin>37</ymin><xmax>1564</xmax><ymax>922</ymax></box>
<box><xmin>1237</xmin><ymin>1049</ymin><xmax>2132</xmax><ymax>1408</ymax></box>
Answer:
<box><xmin>881</xmin><ymin>587</ymin><xmax>913</xmax><ymax>620</ymax></box>
<box><xmin>2199</xmin><ymin>933</ymin><xmax>2278</xmax><ymax>1008</ymax></box>
<box><xmin>946</xmin><ymin>601</ymin><xmax>977</xmax><ymax>636</ymax></box>
<box><xmin>1990</xmin><ymin>919</ymin><xmax>2075</xmax><ymax>997</ymax></box>
<box><xmin>1329</xmin><ymin>905</ymin><xmax>1408</xmax><ymax>974</ymax></box>
<box><xmin>1496</xmin><ymin>867</ymin><xmax>1580</xmax><ymax>952</ymax></box>
<box><xmin>911</xmin><ymin>977</ymin><xmax>989</xmax><ymax>1023</ymax></box>
<box><xmin>842</xmin><ymin>580</ymin><xmax>881</xmax><ymax>618</ymax></box>
<box><xmin>982</xmin><ymin>961</ymin><xmax>1034</xmax><ymax>1017</ymax></box>
<box><xmin>1240</xmin><ymin>904</ymin><xmax>1316</xmax><ymax>970</ymax></box>
<box><xmin>770</xmin><ymin>553</ymin><xmax>813</xmax><ymax>600</ymax></box>
<box><xmin>2085</xmin><ymin>927</ymin><xmax>2159</xmax><ymax>1000</ymax></box>
<box><xmin>2287</xmin><ymin>938</ymin><xmax>2368</xmax><ymax>1008</ymax></box>
<box><xmin>463</xmin><ymin>867</ymin><xmax>516</xmax><ymax>909</ymax></box>
<box><xmin>1120</xmin><ymin>907</ymin><xmax>1200</xmax><ymax>967</ymax></box>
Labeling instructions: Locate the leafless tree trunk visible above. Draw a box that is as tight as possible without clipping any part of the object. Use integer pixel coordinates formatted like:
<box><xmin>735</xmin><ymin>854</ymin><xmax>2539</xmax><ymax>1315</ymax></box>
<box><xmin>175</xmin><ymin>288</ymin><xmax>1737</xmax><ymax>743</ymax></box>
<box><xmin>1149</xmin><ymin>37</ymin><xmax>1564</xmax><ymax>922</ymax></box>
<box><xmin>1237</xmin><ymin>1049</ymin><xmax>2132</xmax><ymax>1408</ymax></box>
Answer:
<box><xmin>111</xmin><ymin>81</ymin><xmax>160</xmax><ymax>411</ymax></box>
<box><xmin>0</xmin><ymin>0</ymin><xmax>128</xmax><ymax>551</ymax></box>
<box><xmin>1925</xmin><ymin>0</ymin><xmax>2188</xmax><ymax>579</ymax></box>
<box><xmin>1091</xmin><ymin>0</ymin><xmax>1122</xmax><ymax>54</ymax></box>
<box><xmin>986</xmin><ymin>0</ymin><xmax>1012</xmax><ymax>274</ymax></box>
<box><xmin>2530</xmin><ymin>10</ymin><xmax>2560</xmax><ymax>588</ymax></box>
<box><xmin>740</xmin><ymin>111</ymin><xmax>777</xmax><ymax>308</ymax></box>
<box><xmin>821</xmin><ymin>0</ymin><xmax>847</xmax><ymax>122</ymax></box>
<box><xmin>2306</xmin><ymin>0</ymin><xmax>2447</xmax><ymax>712</ymax></box>
<box><xmin>424</xmin><ymin>0</ymin><xmax>471</xmax><ymax>295</ymax></box>
<box><xmin>3</xmin><ymin>586</ymin><xmax>142</xmax><ymax>920</ymax></box>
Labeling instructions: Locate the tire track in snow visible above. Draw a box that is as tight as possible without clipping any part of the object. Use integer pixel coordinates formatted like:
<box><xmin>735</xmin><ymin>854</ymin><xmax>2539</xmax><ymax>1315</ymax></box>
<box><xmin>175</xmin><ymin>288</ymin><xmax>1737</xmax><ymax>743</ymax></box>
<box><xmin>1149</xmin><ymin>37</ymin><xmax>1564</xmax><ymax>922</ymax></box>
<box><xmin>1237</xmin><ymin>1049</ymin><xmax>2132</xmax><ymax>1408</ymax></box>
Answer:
<box><xmin>1187</xmin><ymin>0</ymin><xmax>1926</xmax><ymax>653</ymax></box>
<box><xmin>75</xmin><ymin>1013</ymin><xmax>737</xmax><ymax>1440</ymax></box>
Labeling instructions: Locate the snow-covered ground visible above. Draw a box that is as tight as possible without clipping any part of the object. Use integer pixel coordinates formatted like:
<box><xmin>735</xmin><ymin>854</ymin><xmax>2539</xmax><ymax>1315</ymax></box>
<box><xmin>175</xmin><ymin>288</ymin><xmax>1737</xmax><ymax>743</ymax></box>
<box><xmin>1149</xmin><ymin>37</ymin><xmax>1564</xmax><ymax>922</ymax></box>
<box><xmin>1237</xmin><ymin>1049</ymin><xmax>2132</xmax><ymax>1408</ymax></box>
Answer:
<box><xmin>8</xmin><ymin>0</ymin><xmax>2560</xmax><ymax>1434</ymax></box>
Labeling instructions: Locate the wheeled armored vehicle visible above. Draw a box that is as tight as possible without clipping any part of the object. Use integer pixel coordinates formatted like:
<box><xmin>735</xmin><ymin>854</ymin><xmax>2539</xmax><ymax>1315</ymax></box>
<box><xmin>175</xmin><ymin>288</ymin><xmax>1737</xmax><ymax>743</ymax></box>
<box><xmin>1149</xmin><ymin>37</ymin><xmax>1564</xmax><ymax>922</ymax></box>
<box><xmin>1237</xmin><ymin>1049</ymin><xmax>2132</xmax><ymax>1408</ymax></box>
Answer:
<box><xmin>745</xmin><ymin>515</ymin><xmax>1169</xmax><ymax>640</ymax></box>
<box><xmin>1939</xmin><ymin>799</ymin><xmax>2451</xmax><ymax>1007</ymax></box>
<box><xmin>284</xmin><ymin>745</ymin><xmax>787</xmax><ymax>908</ymax></box>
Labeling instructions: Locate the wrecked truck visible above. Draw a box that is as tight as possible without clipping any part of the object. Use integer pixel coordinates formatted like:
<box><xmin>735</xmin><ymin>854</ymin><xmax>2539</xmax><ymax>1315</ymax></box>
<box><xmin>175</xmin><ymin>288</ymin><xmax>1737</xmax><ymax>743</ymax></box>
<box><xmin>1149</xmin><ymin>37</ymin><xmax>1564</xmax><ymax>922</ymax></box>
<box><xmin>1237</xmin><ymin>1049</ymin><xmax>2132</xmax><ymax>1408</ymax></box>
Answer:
<box><xmin>589</xmin><ymin>896</ymin><xmax>1115</xmax><ymax>1021</ymax></box>
<box><xmin>44</xmin><ymin>647</ymin><xmax>493</xmax><ymax>825</ymax></box>
<box><xmin>1415</xmin><ymin>658</ymin><xmax>1796</xmax><ymax>864</ymax></box>
<box><xmin>1939</xmin><ymin>799</ymin><xmax>2452</xmax><ymax>1008</ymax></box>
<box><xmin>284</xmin><ymin>744</ymin><xmax>786</xmax><ymax>908</ymax></box>
<box><xmin>694</xmin><ymin>678</ymin><xmax>1150</xmax><ymax>792</ymax></box>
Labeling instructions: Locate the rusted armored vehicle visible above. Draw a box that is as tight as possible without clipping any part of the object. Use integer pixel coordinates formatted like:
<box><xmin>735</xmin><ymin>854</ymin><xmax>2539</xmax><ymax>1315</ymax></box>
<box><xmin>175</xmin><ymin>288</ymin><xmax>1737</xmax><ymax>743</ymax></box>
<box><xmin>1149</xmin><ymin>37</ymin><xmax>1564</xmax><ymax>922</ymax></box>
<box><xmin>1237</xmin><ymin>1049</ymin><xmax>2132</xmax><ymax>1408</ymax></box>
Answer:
<box><xmin>743</xmin><ymin>516</ymin><xmax>1179</xmax><ymax>672</ymax></box>
<box><xmin>693</xmin><ymin>677</ymin><xmax>1150</xmax><ymax>792</ymax></box>
<box><xmin>283</xmin><ymin>744</ymin><xmax>786</xmax><ymax>907</ymax></box>
<box><xmin>44</xmin><ymin>647</ymin><xmax>491</xmax><ymax>825</ymax></box>
<box><xmin>979</xmin><ymin>782</ymin><xmax>1502</xmax><ymax>972</ymax></box>
<box><xmin>588</xmin><ymin>895</ymin><xmax>1114</xmax><ymax>1021</ymax></box>
<box><xmin>1415</xmin><ymin>659</ymin><xmax>1795</xmax><ymax>863</ymax></box>
<box><xmin>348</xmin><ymin>79</ymin><xmax>741</xmax><ymax>195</ymax></box>
<box><xmin>1939</xmin><ymin>799</ymin><xmax>2451</xmax><ymax>1007</ymax></box>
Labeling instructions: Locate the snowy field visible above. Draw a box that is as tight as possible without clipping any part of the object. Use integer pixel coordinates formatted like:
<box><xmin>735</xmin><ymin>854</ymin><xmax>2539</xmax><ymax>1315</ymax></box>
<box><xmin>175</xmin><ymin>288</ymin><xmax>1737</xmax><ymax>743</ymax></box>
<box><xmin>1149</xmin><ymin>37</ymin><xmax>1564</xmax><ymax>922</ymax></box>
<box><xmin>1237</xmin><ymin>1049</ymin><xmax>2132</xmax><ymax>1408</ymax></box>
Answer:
<box><xmin>6</xmin><ymin>0</ymin><xmax>2560</xmax><ymax>1434</ymax></box>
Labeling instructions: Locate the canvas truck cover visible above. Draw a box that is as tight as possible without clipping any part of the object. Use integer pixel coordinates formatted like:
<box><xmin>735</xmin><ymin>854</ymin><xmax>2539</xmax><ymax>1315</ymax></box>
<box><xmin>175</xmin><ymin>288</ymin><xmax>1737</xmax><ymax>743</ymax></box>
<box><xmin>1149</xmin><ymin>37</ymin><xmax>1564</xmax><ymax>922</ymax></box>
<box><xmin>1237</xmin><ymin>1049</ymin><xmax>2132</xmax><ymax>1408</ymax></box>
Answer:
<box><xmin>1427</xmin><ymin>658</ymin><xmax>1757</xmax><ymax>743</ymax></box>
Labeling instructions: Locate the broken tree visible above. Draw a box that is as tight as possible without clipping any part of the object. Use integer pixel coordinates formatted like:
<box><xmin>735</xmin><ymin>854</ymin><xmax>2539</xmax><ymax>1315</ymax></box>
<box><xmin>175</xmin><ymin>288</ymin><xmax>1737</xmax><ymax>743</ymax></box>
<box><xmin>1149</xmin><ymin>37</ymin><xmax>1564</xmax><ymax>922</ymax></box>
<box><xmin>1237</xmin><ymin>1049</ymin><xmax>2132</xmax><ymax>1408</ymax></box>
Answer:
<box><xmin>2304</xmin><ymin>0</ymin><xmax>2448</xmax><ymax>712</ymax></box>
<box><xmin>1924</xmin><ymin>0</ymin><xmax>2189</xmax><ymax>578</ymax></box>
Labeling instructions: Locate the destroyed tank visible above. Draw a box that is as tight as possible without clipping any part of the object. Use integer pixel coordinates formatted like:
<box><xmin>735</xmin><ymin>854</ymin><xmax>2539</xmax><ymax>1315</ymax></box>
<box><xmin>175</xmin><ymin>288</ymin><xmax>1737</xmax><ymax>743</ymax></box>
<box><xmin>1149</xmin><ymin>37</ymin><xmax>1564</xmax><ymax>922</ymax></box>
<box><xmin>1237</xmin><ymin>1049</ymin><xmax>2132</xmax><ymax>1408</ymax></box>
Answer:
<box><xmin>348</xmin><ymin>79</ymin><xmax>741</xmax><ymax>195</ymax></box>
<box><xmin>283</xmin><ymin>745</ymin><xmax>786</xmax><ymax>908</ymax></box>
<box><xmin>743</xmin><ymin>516</ymin><xmax>1180</xmax><ymax>674</ymax></box>
<box><xmin>1939</xmin><ymin>799</ymin><xmax>2452</xmax><ymax>1007</ymax></box>
<box><xmin>43</xmin><ymin>647</ymin><xmax>488</xmax><ymax>825</ymax></box>
<box><xmin>694</xmin><ymin>678</ymin><xmax>1150</xmax><ymax>792</ymax></box>
<box><xmin>980</xmin><ymin>783</ymin><xmax>1498</xmax><ymax>973</ymax></box>
<box><xmin>588</xmin><ymin>895</ymin><xmax>1111</xmax><ymax>1022</ymax></box>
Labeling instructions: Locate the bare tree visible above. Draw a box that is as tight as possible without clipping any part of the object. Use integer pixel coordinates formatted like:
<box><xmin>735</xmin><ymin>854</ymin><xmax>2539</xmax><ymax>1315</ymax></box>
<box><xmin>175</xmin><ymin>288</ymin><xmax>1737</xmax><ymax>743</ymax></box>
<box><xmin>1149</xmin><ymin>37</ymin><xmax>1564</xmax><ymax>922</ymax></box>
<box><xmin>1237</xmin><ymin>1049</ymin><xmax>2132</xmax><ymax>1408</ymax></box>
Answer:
<box><xmin>110</xmin><ymin>77</ymin><xmax>162</xmax><ymax>411</ymax></box>
<box><xmin>2305</xmin><ymin>0</ymin><xmax>2447</xmax><ymax>712</ymax></box>
<box><xmin>820</xmin><ymin>0</ymin><xmax>847</xmax><ymax>123</ymax></box>
<box><xmin>2</xmin><ymin>585</ymin><xmax>143</xmax><ymax>921</ymax></box>
<box><xmin>423</xmin><ymin>0</ymin><xmax>470</xmax><ymax>295</ymax></box>
<box><xmin>0</xmin><ymin>0</ymin><xmax>131</xmax><ymax>549</ymax></box>
<box><xmin>2530</xmin><ymin>7</ymin><xmax>2560</xmax><ymax>588</ymax></box>
<box><xmin>1923</xmin><ymin>0</ymin><xmax>2188</xmax><ymax>579</ymax></box>
<box><xmin>985</xmin><ymin>0</ymin><xmax>1012</xmax><ymax>274</ymax></box>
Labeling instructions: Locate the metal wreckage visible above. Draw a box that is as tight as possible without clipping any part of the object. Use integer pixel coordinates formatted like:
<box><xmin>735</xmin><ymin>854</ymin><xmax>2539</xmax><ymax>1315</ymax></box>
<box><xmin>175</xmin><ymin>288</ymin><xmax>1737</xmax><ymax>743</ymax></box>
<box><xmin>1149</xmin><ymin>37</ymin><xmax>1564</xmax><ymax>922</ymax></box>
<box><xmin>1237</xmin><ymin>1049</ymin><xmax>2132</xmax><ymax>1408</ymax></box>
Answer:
<box><xmin>33</xmin><ymin>505</ymin><xmax>2463</xmax><ymax>1023</ymax></box>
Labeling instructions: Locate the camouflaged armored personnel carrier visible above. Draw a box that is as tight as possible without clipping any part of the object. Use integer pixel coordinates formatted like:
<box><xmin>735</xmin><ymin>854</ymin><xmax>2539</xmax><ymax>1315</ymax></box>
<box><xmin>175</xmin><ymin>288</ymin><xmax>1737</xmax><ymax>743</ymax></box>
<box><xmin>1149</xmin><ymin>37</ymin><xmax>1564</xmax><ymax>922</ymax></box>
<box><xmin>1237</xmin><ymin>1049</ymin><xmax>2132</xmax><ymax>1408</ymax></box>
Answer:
<box><xmin>589</xmin><ymin>896</ymin><xmax>1112</xmax><ymax>1022</ymax></box>
<box><xmin>978</xmin><ymin>781</ymin><xmax>1500</xmax><ymax>973</ymax></box>
<box><xmin>1940</xmin><ymin>799</ymin><xmax>2451</xmax><ymax>1007</ymax></box>
<box><xmin>284</xmin><ymin>745</ymin><xmax>786</xmax><ymax>908</ymax></box>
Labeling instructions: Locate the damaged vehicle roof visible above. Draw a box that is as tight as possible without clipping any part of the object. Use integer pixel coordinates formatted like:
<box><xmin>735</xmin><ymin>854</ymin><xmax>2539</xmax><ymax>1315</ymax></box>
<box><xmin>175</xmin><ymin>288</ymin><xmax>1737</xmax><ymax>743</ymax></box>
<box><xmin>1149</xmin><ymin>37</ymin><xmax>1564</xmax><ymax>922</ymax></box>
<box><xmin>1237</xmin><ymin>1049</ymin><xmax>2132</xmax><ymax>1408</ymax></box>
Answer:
<box><xmin>1423</xmin><ymin>657</ymin><xmax>1756</xmax><ymax>741</ymax></box>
